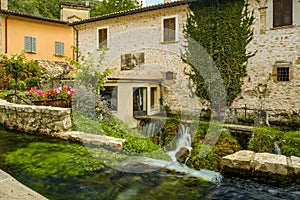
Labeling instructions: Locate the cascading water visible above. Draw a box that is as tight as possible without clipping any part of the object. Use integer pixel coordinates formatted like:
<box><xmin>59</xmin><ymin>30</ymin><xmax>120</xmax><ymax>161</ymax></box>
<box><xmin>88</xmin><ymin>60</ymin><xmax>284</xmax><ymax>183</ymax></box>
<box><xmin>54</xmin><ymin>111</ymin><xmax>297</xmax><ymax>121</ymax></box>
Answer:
<box><xmin>274</xmin><ymin>141</ymin><xmax>282</xmax><ymax>155</ymax></box>
<box><xmin>166</xmin><ymin>124</ymin><xmax>192</xmax><ymax>162</ymax></box>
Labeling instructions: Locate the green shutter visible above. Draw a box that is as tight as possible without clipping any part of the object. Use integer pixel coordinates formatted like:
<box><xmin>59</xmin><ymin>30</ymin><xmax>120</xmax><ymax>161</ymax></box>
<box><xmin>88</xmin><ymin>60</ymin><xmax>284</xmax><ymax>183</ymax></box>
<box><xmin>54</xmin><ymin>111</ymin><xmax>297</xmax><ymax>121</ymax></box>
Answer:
<box><xmin>31</xmin><ymin>37</ymin><xmax>36</xmax><ymax>53</ymax></box>
<box><xmin>55</xmin><ymin>41</ymin><xmax>64</xmax><ymax>56</ymax></box>
<box><xmin>24</xmin><ymin>36</ymin><xmax>36</xmax><ymax>53</ymax></box>
<box><xmin>24</xmin><ymin>36</ymin><xmax>31</xmax><ymax>52</ymax></box>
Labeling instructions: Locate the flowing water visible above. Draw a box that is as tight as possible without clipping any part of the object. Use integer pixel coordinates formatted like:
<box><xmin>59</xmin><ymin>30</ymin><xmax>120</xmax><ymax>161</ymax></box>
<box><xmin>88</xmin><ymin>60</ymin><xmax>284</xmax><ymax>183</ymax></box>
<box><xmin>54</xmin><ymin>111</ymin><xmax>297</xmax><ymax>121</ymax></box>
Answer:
<box><xmin>0</xmin><ymin>127</ymin><xmax>300</xmax><ymax>200</ymax></box>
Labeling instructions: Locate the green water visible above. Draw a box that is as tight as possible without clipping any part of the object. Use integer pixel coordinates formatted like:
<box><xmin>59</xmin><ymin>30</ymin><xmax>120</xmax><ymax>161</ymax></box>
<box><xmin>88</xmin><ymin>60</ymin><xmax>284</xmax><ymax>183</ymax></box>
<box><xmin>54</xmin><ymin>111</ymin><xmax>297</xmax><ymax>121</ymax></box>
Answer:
<box><xmin>1</xmin><ymin>127</ymin><xmax>300</xmax><ymax>200</ymax></box>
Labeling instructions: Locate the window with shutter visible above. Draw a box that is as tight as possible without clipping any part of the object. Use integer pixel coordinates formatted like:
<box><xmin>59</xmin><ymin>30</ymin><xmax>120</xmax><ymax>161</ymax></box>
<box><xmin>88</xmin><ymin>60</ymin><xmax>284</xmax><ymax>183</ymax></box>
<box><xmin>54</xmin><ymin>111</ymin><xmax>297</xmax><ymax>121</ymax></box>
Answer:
<box><xmin>98</xmin><ymin>28</ymin><xmax>108</xmax><ymax>49</ymax></box>
<box><xmin>273</xmin><ymin>0</ymin><xmax>292</xmax><ymax>27</ymax></box>
<box><xmin>24</xmin><ymin>36</ymin><xmax>36</xmax><ymax>53</ymax></box>
<box><xmin>163</xmin><ymin>17</ymin><xmax>176</xmax><ymax>42</ymax></box>
<box><xmin>55</xmin><ymin>41</ymin><xmax>64</xmax><ymax>56</ymax></box>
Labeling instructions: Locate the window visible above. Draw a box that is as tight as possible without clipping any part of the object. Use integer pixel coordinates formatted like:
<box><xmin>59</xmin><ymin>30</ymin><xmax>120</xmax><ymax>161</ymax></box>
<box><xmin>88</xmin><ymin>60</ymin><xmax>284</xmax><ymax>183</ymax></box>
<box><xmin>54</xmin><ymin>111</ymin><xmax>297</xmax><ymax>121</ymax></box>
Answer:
<box><xmin>273</xmin><ymin>0</ymin><xmax>292</xmax><ymax>27</ymax></box>
<box><xmin>272</xmin><ymin>61</ymin><xmax>291</xmax><ymax>82</ymax></box>
<box><xmin>133</xmin><ymin>87</ymin><xmax>147</xmax><ymax>116</ymax></box>
<box><xmin>277</xmin><ymin>67</ymin><xmax>289</xmax><ymax>81</ymax></box>
<box><xmin>98</xmin><ymin>28</ymin><xmax>108</xmax><ymax>49</ymax></box>
<box><xmin>24</xmin><ymin>36</ymin><xmax>36</xmax><ymax>53</ymax></box>
<box><xmin>150</xmin><ymin>87</ymin><xmax>158</xmax><ymax>109</ymax></box>
<box><xmin>163</xmin><ymin>17</ymin><xmax>176</xmax><ymax>42</ymax></box>
<box><xmin>55</xmin><ymin>41</ymin><xmax>64</xmax><ymax>56</ymax></box>
<box><xmin>102</xmin><ymin>86</ymin><xmax>118</xmax><ymax>111</ymax></box>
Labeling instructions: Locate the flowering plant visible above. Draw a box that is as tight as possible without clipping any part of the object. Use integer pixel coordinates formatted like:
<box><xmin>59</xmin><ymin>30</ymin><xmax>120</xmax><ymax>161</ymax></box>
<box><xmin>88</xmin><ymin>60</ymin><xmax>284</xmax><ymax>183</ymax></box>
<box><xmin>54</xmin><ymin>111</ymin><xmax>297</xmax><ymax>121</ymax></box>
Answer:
<box><xmin>26</xmin><ymin>86</ymin><xmax>74</xmax><ymax>101</ymax></box>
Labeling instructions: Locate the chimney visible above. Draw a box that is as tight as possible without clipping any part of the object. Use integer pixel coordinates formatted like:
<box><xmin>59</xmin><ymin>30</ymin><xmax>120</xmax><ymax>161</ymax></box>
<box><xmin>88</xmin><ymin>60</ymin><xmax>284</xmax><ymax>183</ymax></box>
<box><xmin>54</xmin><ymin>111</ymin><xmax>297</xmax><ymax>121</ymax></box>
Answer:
<box><xmin>1</xmin><ymin>0</ymin><xmax>8</xmax><ymax>10</ymax></box>
<box><xmin>60</xmin><ymin>2</ymin><xmax>90</xmax><ymax>23</ymax></box>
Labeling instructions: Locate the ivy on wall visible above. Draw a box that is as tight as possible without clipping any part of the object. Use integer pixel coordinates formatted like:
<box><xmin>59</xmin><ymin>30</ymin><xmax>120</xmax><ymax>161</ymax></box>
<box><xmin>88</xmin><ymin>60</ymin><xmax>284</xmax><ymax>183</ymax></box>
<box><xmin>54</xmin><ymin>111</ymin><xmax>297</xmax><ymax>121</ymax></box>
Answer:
<box><xmin>184</xmin><ymin>0</ymin><xmax>255</xmax><ymax>106</ymax></box>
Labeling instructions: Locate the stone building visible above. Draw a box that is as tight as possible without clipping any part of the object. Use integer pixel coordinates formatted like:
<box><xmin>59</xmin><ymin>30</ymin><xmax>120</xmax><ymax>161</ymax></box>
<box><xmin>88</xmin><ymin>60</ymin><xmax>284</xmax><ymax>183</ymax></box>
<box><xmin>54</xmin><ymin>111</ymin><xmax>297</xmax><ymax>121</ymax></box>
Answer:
<box><xmin>232</xmin><ymin>0</ymin><xmax>300</xmax><ymax>115</ymax></box>
<box><xmin>70</xmin><ymin>1</ymin><xmax>202</xmax><ymax>127</ymax></box>
<box><xmin>0</xmin><ymin>0</ymin><xmax>90</xmax><ymax>80</ymax></box>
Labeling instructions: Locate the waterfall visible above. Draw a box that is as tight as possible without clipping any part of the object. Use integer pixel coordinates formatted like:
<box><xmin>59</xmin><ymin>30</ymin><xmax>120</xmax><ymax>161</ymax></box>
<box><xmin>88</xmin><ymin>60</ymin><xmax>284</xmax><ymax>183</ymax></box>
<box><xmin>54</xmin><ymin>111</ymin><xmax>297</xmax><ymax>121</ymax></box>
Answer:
<box><xmin>167</xmin><ymin>124</ymin><xmax>192</xmax><ymax>162</ymax></box>
<box><xmin>142</xmin><ymin>122</ymin><xmax>157</xmax><ymax>137</ymax></box>
<box><xmin>274</xmin><ymin>141</ymin><xmax>282</xmax><ymax>155</ymax></box>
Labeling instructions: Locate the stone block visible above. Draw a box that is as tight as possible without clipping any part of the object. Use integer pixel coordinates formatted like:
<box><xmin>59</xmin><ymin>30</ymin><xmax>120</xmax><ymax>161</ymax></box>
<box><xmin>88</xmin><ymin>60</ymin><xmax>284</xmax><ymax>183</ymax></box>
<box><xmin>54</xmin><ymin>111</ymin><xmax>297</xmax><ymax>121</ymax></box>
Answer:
<box><xmin>290</xmin><ymin>156</ymin><xmax>300</xmax><ymax>175</ymax></box>
<box><xmin>250</xmin><ymin>153</ymin><xmax>288</xmax><ymax>175</ymax></box>
<box><xmin>222</xmin><ymin>150</ymin><xmax>255</xmax><ymax>170</ymax></box>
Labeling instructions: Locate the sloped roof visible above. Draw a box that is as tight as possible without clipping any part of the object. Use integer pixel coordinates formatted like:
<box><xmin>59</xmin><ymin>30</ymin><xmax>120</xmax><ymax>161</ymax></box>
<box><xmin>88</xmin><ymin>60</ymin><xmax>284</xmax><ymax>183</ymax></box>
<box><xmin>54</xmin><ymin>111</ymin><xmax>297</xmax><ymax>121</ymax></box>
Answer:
<box><xmin>0</xmin><ymin>9</ymin><xmax>68</xmax><ymax>24</ymax></box>
<box><xmin>69</xmin><ymin>0</ymin><xmax>193</xmax><ymax>26</ymax></box>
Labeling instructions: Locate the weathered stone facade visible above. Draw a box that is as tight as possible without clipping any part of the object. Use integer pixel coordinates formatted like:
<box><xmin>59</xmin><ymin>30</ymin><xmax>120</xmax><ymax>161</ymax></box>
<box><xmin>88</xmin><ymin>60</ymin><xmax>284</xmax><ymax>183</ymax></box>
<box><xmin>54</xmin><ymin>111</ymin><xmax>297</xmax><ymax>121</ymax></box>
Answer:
<box><xmin>232</xmin><ymin>0</ymin><xmax>300</xmax><ymax>113</ymax></box>
<box><xmin>72</xmin><ymin>4</ymin><xmax>204</xmax><ymax>115</ymax></box>
<box><xmin>0</xmin><ymin>99</ymin><xmax>72</xmax><ymax>134</ymax></box>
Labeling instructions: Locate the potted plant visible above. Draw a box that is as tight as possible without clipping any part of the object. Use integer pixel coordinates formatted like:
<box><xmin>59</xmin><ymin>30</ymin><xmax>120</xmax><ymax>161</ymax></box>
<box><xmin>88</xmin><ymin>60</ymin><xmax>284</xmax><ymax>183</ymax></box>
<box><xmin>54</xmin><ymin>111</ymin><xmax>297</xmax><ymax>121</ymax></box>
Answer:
<box><xmin>27</xmin><ymin>86</ymin><xmax>74</xmax><ymax>107</ymax></box>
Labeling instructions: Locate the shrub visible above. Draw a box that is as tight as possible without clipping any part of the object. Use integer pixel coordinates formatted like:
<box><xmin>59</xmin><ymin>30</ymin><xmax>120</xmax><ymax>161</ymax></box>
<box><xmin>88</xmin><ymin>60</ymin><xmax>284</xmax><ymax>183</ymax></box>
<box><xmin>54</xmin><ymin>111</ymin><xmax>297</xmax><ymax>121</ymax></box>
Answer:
<box><xmin>280</xmin><ymin>131</ymin><xmax>300</xmax><ymax>157</ymax></box>
<box><xmin>248</xmin><ymin>127</ymin><xmax>282</xmax><ymax>153</ymax></box>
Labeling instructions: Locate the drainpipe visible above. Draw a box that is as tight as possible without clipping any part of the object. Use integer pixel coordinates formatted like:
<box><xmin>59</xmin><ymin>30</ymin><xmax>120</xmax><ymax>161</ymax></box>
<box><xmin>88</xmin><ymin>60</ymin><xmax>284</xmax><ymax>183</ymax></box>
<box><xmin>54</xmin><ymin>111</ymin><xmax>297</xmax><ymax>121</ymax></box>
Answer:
<box><xmin>4</xmin><ymin>14</ymin><xmax>10</xmax><ymax>54</ymax></box>
<box><xmin>72</xmin><ymin>26</ymin><xmax>79</xmax><ymax>62</ymax></box>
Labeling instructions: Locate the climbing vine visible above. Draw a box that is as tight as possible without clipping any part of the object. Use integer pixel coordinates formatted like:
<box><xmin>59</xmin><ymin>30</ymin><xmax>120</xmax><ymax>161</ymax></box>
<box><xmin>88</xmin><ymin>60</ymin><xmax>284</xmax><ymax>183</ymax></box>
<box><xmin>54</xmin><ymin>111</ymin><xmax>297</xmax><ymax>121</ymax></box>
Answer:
<box><xmin>184</xmin><ymin>0</ymin><xmax>255</xmax><ymax>105</ymax></box>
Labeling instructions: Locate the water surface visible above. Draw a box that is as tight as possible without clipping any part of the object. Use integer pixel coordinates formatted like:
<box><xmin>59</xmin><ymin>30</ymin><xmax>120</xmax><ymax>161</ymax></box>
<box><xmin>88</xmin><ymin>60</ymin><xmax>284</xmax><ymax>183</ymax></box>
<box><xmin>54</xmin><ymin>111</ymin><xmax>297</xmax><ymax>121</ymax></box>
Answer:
<box><xmin>0</xmin><ymin>127</ymin><xmax>299</xmax><ymax>200</ymax></box>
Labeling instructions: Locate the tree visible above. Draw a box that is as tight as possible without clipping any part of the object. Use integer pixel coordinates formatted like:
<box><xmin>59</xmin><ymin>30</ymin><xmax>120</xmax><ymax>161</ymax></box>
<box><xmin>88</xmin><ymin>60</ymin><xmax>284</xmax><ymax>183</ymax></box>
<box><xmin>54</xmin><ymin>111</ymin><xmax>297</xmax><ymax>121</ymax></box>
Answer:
<box><xmin>90</xmin><ymin>0</ymin><xmax>139</xmax><ymax>16</ymax></box>
<box><xmin>0</xmin><ymin>53</ymin><xmax>45</xmax><ymax>94</ymax></box>
<box><xmin>183</xmin><ymin>0</ymin><xmax>255</xmax><ymax>106</ymax></box>
<box><xmin>7</xmin><ymin>0</ymin><xmax>137</xmax><ymax>19</ymax></box>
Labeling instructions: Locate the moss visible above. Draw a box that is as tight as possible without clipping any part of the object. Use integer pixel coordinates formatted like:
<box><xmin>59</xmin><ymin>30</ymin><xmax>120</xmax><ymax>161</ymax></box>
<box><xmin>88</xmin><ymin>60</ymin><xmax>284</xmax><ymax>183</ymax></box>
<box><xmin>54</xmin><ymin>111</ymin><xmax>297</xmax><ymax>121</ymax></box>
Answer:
<box><xmin>5</xmin><ymin>142</ymin><xmax>104</xmax><ymax>178</ymax></box>
<box><xmin>248</xmin><ymin>127</ymin><xmax>282</xmax><ymax>153</ymax></box>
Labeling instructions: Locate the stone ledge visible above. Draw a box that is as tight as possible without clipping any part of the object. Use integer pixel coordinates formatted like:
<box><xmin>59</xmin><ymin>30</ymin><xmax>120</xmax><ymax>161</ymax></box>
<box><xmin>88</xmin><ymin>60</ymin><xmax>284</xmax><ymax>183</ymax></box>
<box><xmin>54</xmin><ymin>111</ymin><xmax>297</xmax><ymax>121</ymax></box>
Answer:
<box><xmin>0</xmin><ymin>170</ymin><xmax>48</xmax><ymax>200</ymax></box>
<box><xmin>222</xmin><ymin>150</ymin><xmax>300</xmax><ymax>181</ymax></box>
<box><xmin>53</xmin><ymin>131</ymin><xmax>126</xmax><ymax>149</ymax></box>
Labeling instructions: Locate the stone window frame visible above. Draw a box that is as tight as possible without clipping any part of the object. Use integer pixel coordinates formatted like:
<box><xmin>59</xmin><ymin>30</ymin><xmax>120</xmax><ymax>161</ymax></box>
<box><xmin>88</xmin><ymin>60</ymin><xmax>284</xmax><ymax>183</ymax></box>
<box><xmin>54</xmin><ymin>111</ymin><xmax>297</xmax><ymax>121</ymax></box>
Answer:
<box><xmin>97</xmin><ymin>26</ymin><xmax>109</xmax><ymax>49</ymax></box>
<box><xmin>272</xmin><ymin>61</ymin><xmax>292</xmax><ymax>82</ymax></box>
<box><xmin>266</xmin><ymin>0</ymin><xmax>300</xmax><ymax>30</ymax></box>
<box><xmin>161</xmin><ymin>15</ymin><xmax>178</xmax><ymax>43</ymax></box>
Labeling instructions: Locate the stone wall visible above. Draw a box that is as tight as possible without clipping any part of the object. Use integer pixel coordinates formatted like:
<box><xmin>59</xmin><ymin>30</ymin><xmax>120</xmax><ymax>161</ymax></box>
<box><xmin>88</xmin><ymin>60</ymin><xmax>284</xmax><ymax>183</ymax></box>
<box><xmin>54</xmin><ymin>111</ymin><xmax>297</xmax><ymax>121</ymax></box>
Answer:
<box><xmin>0</xmin><ymin>99</ymin><xmax>72</xmax><ymax>134</ymax></box>
<box><xmin>73</xmin><ymin>4</ymin><xmax>205</xmax><ymax>113</ymax></box>
<box><xmin>232</xmin><ymin>0</ymin><xmax>300</xmax><ymax>112</ymax></box>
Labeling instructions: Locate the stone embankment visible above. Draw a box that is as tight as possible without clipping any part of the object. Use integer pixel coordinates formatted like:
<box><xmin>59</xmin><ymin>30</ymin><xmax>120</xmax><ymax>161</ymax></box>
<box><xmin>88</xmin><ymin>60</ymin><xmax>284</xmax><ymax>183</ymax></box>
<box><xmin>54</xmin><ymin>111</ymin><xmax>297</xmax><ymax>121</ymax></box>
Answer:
<box><xmin>222</xmin><ymin>150</ymin><xmax>300</xmax><ymax>181</ymax></box>
<box><xmin>0</xmin><ymin>169</ymin><xmax>48</xmax><ymax>200</ymax></box>
<box><xmin>0</xmin><ymin>99</ymin><xmax>125</xmax><ymax>149</ymax></box>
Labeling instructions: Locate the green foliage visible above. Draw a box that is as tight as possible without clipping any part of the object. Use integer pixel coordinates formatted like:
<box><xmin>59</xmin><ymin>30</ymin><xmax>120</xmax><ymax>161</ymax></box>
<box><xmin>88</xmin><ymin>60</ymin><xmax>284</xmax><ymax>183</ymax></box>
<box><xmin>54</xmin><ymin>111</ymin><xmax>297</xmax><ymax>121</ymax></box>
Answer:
<box><xmin>248</xmin><ymin>127</ymin><xmax>282</xmax><ymax>153</ymax></box>
<box><xmin>0</xmin><ymin>53</ymin><xmax>45</xmax><ymax>92</ymax></box>
<box><xmin>91</xmin><ymin>0</ymin><xmax>139</xmax><ymax>16</ymax></box>
<box><xmin>280</xmin><ymin>131</ymin><xmax>300</xmax><ymax>157</ymax></box>
<box><xmin>5</xmin><ymin>142</ymin><xmax>104</xmax><ymax>178</ymax></box>
<box><xmin>184</xmin><ymin>0</ymin><xmax>255</xmax><ymax>105</ymax></box>
<box><xmin>8</xmin><ymin>0</ymin><xmax>138</xmax><ymax>19</ymax></box>
<box><xmin>73</xmin><ymin>111</ymin><xmax>166</xmax><ymax>157</ymax></box>
<box><xmin>186</xmin><ymin>130</ymin><xmax>241</xmax><ymax>171</ymax></box>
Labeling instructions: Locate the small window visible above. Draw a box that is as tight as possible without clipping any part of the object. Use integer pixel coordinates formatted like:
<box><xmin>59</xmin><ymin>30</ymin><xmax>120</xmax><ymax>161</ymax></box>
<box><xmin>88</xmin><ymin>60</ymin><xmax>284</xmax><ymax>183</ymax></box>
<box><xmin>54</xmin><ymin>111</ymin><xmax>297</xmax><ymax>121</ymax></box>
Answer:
<box><xmin>133</xmin><ymin>87</ymin><xmax>147</xmax><ymax>116</ymax></box>
<box><xmin>102</xmin><ymin>86</ymin><xmax>118</xmax><ymax>111</ymax></box>
<box><xmin>24</xmin><ymin>36</ymin><xmax>36</xmax><ymax>53</ymax></box>
<box><xmin>98</xmin><ymin>28</ymin><xmax>108</xmax><ymax>49</ymax></box>
<box><xmin>163</xmin><ymin>17</ymin><xmax>176</xmax><ymax>42</ymax></box>
<box><xmin>277</xmin><ymin>67</ymin><xmax>289</xmax><ymax>81</ymax></box>
<box><xmin>272</xmin><ymin>61</ymin><xmax>291</xmax><ymax>82</ymax></box>
<box><xmin>151</xmin><ymin>87</ymin><xmax>158</xmax><ymax>109</ymax></box>
<box><xmin>273</xmin><ymin>0</ymin><xmax>292</xmax><ymax>27</ymax></box>
<box><xmin>55</xmin><ymin>41</ymin><xmax>64</xmax><ymax>56</ymax></box>
<box><xmin>166</xmin><ymin>71</ymin><xmax>174</xmax><ymax>80</ymax></box>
